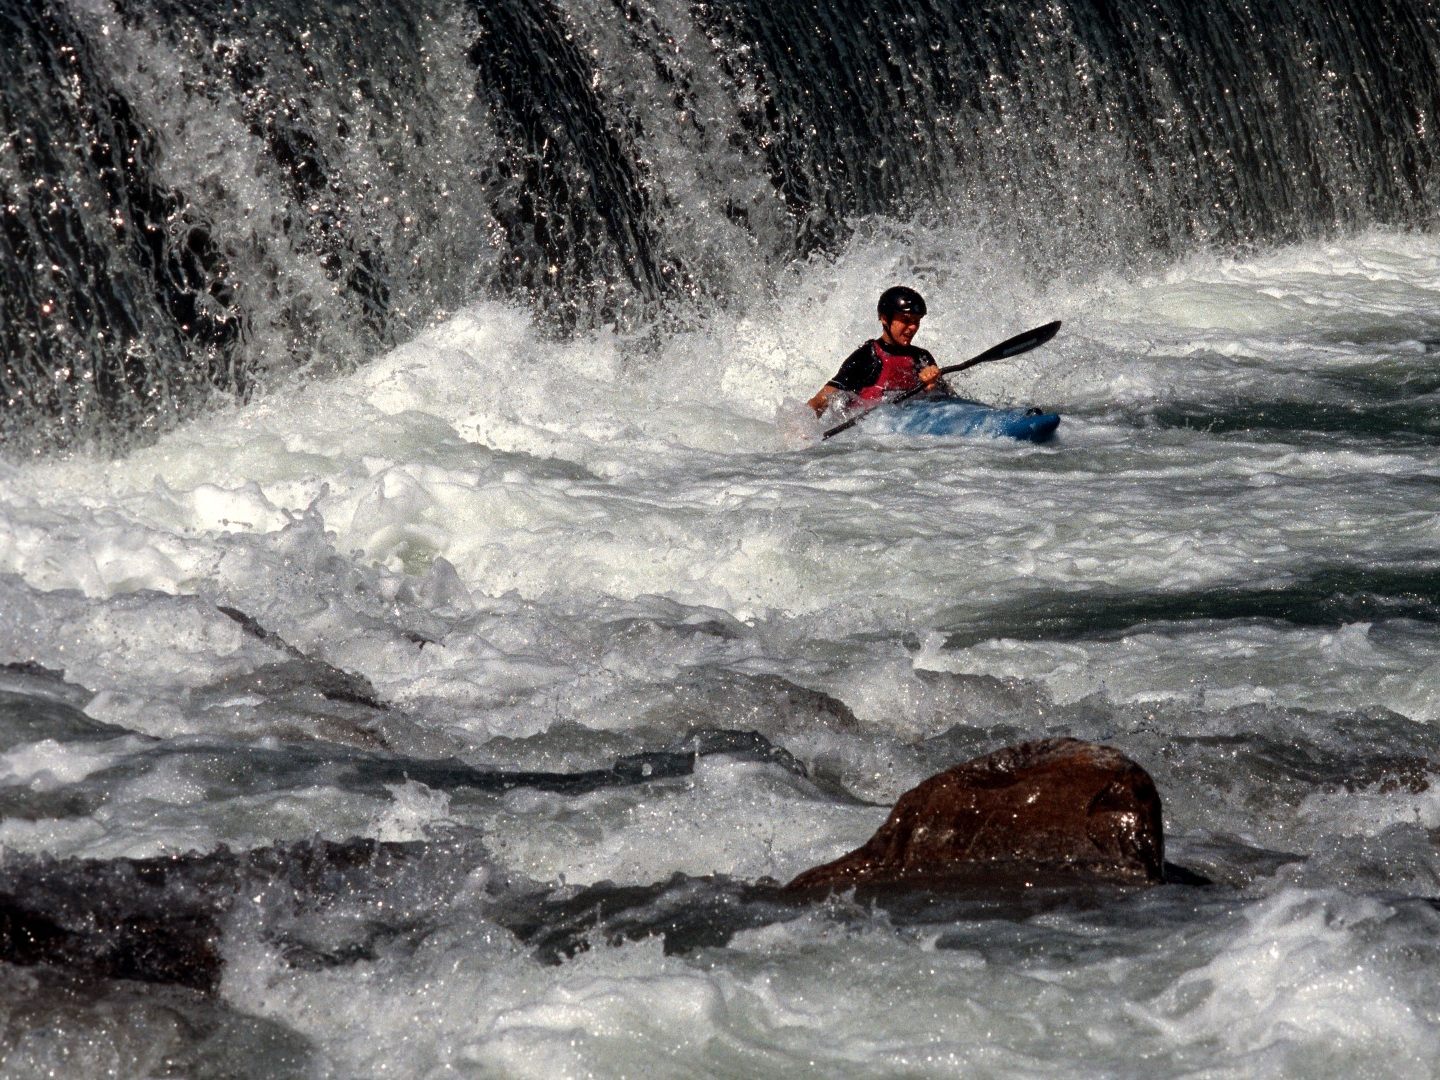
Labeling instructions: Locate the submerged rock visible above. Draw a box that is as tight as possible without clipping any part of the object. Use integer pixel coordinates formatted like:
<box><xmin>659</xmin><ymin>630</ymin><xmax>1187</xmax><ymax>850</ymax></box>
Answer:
<box><xmin>0</xmin><ymin>838</ymin><xmax>434</xmax><ymax>993</ymax></box>
<box><xmin>0</xmin><ymin>737</ymin><xmax>1184</xmax><ymax>987</ymax></box>
<box><xmin>0</xmin><ymin>729</ymin><xmax>809</xmax><ymax>989</ymax></box>
<box><xmin>0</xmin><ymin>893</ymin><xmax>222</xmax><ymax>991</ymax></box>
<box><xmin>490</xmin><ymin>873</ymin><xmax>797</xmax><ymax>964</ymax></box>
<box><xmin>786</xmin><ymin>738</ymin><xmax>1165</xmax><ymax>893</ymax></box>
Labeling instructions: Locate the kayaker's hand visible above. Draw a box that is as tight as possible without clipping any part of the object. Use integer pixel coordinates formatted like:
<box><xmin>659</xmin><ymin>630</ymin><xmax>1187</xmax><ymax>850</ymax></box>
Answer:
<box><xmin>808</xmin><ymin>384</ymin><xmax>842</xmax><ymax>416</ymax></box>
<box><xmin>918</xmin><ymin>365</ymin><xmax>942</xmax><ymax>388</ymax></box>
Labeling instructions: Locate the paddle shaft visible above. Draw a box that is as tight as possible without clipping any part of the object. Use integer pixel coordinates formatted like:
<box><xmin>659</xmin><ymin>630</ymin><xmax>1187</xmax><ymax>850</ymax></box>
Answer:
<box><xmin>819</xmin><ymin>320</ymin><xmax>1061</xmax><ymax>441</ymax></box>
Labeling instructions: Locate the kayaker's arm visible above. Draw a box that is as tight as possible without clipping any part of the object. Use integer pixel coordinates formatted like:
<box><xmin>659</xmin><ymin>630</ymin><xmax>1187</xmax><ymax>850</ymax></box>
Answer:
<box><xmin>809</xmin><ymin>344</ymin><xmax>877</xmax><ymax>416</ymax></box>
<box><xmin>811</xmin><ymin>357</ymin><xmax>943</xmax><ymax>415</ymax></box>
<box><xmin>808</xmin><ymin>383</ymin><xmax>848</xmax><ymax>416</ymax></box>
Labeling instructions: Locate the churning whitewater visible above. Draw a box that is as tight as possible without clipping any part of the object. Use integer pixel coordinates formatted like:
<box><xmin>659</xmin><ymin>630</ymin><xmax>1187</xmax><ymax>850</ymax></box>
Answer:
<box><xmin>4</xmin><ymin>0</ymin><xmax>1440</xmax><ymax>1076</ymax></box>
<box><xmin>5</xmin><ymin>227</ymin><xmax>1440</xmax><ymax>1077</ymax></box>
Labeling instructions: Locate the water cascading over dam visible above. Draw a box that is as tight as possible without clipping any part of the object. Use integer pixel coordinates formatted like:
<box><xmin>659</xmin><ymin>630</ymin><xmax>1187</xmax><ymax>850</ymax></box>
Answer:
<box><xmin>2</xmin><ymin>0</ymin><xmax>1437</xmax><ymax>449</ymax></box>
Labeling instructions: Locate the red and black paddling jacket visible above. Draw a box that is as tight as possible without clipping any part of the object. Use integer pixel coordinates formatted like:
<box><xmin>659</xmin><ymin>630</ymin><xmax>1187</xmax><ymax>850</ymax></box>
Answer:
<box><xmin>825</xmin><ymin>339</ymin><xmax>946</xmax><ymax>404</ymax></box>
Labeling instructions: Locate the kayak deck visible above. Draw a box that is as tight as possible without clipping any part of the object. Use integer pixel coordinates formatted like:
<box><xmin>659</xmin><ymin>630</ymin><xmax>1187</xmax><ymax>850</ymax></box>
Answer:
<box><xmin>867</xmin><ymin>398</ymin><xmax>1061</xmax><ymax>442</ymax></box>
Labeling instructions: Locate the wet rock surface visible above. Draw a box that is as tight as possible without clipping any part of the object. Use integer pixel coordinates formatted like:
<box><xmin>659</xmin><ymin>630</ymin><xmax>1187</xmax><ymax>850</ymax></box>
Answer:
<box><xmin>0</xmin><ymin>838</ymin><xmax>440</xmax><ymax>993</ymax></box>
<box><xmin>0</xmin><ymin>963</ymin><xmax>314</xmax><ymax>1079</ymax></box>
<box><xmin>487</xmin><ymin>871</ymin><xmax>1173</xmax><ymax>965</ymax></box>
<box><xmin>489</xmin><ymin>874</ymin><xmax>797</xmax><ymax>964</ymax></box>
<box><xmin>787</xmin><ymin>738</ymin><xmax>1167</xmax><ymax>893</ymax></box>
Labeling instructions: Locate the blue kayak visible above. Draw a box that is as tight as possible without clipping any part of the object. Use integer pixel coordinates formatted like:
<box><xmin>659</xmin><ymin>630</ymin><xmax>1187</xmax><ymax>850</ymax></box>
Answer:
<box><xmin>868</xmin><ymin>398</ymin><xmax>1061</xmax><ymax>442</ymax></box>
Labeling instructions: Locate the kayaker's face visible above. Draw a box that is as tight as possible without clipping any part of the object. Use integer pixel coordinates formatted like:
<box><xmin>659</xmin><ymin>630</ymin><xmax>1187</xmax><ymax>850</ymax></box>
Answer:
<box><xmin>881</xmin><ymin>312</ymin><xmax>921</xmax><ymax>347</ymax></box>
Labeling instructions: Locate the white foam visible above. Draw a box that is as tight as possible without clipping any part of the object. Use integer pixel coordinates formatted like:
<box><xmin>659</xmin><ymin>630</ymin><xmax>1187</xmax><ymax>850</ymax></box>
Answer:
<box><xmin>921</xmin><ymin>620</ymin><xmax>1440</xmax><ymax>721</ymax></box>
<box><xmin>0</xmin><ymin>738</ymin><xmax>127</xmax><ymax>789</ymax></box>
<box><xmin>1130</xmin><ymin>888</ymin><xmax>1440</xmax><ymax>1071</ymax></box>
<box><xmin>476</xmin><ymin>754</ymin><xmax>883</xmax><ymax>887</ymax></box>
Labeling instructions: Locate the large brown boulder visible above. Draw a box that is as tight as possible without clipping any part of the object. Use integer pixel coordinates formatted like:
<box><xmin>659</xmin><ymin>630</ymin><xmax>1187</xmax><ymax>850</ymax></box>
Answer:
<box><xmin>787</xmin><ymin>738</ymin><xmax>1164</xmax><ymax>893</ymax></box>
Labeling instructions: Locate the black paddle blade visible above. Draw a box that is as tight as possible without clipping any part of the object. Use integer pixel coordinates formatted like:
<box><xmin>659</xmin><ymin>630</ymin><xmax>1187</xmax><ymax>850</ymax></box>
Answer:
<box><xmin>942</xmin><ymin>320</ymin><xmax>1062</xmax><ymax>375</ymax></box>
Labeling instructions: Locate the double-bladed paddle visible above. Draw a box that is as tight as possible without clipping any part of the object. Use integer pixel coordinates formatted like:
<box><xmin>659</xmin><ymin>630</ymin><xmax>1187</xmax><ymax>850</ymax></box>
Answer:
<box><xmin>820</xmin><ymin>319</ymin><xmax>1062</xmax><ymax>441</ymax></box>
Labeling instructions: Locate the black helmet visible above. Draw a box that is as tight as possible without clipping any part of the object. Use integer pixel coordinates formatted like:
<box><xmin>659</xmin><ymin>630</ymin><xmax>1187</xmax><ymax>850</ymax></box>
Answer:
<box><xmin>878</xmin><ymin>286</ymin><xmax>927</xmax><ymax>319</ymax></box>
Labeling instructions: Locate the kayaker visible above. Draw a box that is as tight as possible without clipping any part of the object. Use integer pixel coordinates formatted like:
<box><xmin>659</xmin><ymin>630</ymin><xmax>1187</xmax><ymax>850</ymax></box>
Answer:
<box><xmin>807</xmin><ymin>286</ymin><xmax>950</xmax><ymax>417</ymax></box>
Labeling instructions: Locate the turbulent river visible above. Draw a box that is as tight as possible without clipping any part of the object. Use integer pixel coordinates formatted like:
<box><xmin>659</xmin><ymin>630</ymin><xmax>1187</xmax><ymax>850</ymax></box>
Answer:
<box><xmin>4</xmin><ymin>0</ymin><xmax>1440</xmax><ymax>1077</ymax></box>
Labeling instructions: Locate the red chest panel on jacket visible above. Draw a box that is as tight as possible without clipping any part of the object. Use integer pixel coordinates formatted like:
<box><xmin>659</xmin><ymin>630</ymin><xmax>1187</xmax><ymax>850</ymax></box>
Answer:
<box><xmin>856</xmin><ymin>343</ymin><xmax>920</xmax><ymax>402</ymax></box>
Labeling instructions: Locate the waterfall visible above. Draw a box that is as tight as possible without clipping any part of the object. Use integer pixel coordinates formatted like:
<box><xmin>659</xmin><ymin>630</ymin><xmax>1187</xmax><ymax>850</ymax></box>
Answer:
<box><xmin>3</xmin><ymin>0</ymin><xmax>1437</xmax><ymax>449</ymax></box>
